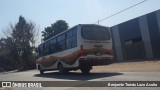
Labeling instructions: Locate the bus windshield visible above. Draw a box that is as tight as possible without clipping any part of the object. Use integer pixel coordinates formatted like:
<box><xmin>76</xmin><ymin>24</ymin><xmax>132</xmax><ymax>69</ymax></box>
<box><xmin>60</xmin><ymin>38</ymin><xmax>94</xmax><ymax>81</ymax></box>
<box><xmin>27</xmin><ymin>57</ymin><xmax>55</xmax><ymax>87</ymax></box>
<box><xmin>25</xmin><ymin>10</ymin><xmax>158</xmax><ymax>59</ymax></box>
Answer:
<box><xmin>81</xmin><ymin>25</ymin><xmax>110</xmax><ymax>40</ymax></box>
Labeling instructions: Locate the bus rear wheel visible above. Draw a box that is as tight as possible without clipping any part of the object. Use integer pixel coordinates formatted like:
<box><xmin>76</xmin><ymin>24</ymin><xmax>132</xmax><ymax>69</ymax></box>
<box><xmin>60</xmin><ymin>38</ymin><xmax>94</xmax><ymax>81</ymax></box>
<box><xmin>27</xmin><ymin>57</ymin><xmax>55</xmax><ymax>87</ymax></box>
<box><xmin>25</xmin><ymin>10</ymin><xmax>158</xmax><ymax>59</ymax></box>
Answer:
<box><xmin>80</xmin><ymin>66</ymin><xmax>92</xmax><ymax>74</ymax></box>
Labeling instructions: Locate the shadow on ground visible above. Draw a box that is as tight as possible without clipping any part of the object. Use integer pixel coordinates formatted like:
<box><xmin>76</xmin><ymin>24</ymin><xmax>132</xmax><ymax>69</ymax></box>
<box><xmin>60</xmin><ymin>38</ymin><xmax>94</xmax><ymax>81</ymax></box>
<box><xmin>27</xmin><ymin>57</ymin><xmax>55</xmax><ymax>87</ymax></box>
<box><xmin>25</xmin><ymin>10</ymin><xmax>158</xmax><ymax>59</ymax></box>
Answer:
<box><xmin>34</xmin><ymin>71</ymin><xmax>123</xmax><ymax>80</ymax></box>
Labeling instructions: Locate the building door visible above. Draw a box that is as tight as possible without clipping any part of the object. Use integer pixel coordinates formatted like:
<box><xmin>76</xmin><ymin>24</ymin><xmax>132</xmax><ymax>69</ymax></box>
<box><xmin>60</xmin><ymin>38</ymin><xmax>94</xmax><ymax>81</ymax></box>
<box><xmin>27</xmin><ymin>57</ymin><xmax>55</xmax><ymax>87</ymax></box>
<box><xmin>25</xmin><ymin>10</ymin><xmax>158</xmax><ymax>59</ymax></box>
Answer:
<box><xmin>124</xmin><ymin>37</ymin><xmax>145</xmax><ymax>60</ymax></box>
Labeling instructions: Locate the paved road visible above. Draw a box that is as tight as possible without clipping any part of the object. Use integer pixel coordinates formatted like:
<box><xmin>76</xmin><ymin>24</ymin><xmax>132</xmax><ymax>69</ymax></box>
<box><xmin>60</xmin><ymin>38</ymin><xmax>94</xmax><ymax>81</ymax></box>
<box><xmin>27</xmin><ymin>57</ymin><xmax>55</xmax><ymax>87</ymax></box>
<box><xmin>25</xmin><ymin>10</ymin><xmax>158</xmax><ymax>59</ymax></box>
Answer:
<box><xmin>0</xmin><ymin>70</ymin><xmax>160</xmax><ymax>90</ymax></box>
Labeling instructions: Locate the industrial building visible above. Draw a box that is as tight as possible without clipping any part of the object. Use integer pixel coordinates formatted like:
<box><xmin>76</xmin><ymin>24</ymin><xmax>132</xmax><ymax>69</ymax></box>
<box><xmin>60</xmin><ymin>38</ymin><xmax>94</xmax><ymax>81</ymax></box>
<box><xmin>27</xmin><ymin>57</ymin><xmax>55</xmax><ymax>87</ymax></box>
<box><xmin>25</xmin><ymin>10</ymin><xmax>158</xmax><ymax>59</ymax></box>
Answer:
<box><xmin>110</xmin><ymin>9</ymin><xmax>160</xmax><ymax>61</ymax></box>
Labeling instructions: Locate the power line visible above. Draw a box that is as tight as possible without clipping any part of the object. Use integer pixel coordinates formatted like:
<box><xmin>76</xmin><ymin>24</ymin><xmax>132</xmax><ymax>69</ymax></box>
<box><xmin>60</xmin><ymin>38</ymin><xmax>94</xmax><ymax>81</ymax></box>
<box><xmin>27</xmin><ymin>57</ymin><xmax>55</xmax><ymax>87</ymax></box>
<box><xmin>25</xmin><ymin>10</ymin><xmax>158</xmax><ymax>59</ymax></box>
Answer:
<box><xmin>95</xmin><ymin>0</ymin><xmax>148</xmax><ymax>24</ymax></box>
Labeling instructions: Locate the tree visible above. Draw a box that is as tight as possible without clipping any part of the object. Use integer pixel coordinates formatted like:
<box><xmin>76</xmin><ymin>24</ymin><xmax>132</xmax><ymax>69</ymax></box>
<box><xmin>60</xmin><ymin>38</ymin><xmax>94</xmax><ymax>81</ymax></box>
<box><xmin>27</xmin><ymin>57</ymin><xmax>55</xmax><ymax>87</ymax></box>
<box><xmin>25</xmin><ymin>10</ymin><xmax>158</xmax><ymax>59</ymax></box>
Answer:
<box><xmin>52</xmin><ymin>20</ymin><xmax>69</xmax><ymax>35</ymax></box>
<box><xmin>42</xmin><ymin>20</ymin><xmax>69</xmax><ymax>41</ymax></box>
<box><xmin>42</xmin><ymin>26</ymin><xmax>53</xmax><ymax>40</ymax></box>
<box><xmin>0</xmin><ymin>37</ymin><xmax>16</xmax><ymax>71</ymax></box>
<box><xmin>2</xmin><ymin>15</ymin><xmax>39</xmax><ymax>70</ymax></box>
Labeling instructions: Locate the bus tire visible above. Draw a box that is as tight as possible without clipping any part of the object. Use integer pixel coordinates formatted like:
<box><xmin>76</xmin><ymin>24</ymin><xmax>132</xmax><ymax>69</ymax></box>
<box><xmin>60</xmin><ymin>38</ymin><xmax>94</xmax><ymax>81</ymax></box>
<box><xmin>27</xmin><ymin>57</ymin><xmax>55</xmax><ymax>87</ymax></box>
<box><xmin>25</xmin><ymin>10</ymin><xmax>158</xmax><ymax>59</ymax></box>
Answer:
<box><xmin>58</xmin><ymin>63</ymin><xmax>69</xmax><ymax>74</ymax></box>
<box><xmin>40</xmin><ymin>70</ymin><xmax>44</xmax><ymax>75</ymax></box>
<box><xmin>80</xmin><ymin>66</ymin><xmax>92</xmax><ymax>74</ymax></box>
<box><xmin>38</xmin><ymin>65</ymin><xmax>44</xmax><ymax>75</ymax></box>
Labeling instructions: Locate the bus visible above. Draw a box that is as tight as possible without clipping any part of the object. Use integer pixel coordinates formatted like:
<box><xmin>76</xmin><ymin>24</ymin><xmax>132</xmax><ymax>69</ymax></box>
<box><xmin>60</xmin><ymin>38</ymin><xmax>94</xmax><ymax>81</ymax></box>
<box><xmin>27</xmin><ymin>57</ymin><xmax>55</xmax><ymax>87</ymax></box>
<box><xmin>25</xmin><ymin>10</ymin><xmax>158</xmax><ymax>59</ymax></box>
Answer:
<box><xmin>36</xmin><ymin>24</ymin><xmax>114</xmax><ymax>74</ymax></box>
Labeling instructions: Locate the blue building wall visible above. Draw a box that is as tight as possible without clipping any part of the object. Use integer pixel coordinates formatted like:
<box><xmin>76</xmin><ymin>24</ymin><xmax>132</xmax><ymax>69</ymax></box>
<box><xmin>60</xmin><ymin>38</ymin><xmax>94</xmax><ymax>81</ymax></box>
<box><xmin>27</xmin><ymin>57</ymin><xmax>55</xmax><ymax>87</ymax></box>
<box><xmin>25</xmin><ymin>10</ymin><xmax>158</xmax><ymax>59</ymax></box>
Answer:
<box><xmin>110</xmin><ymin>9</ymin><xmax>160</xmax><ymax>61</ymax></box>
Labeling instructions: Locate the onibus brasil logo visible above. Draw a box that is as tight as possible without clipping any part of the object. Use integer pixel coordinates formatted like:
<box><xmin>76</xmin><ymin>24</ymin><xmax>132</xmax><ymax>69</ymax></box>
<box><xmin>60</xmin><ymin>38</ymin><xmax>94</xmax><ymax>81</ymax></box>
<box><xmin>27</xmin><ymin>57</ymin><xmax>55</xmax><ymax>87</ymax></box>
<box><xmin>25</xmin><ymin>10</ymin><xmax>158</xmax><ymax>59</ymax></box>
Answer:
<box><xmin>1</xmin><ymin>82</ymin><xmax>42</xmax><ymax>87</ymax></box>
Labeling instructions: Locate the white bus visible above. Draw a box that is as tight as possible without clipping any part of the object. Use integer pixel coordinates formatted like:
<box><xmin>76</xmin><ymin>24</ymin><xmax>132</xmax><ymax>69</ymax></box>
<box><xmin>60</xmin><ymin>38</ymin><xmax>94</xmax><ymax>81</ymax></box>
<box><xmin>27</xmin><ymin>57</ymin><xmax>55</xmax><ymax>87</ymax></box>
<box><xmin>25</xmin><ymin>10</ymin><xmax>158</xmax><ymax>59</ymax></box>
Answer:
<box><xmin>36</xmin><ymin>24</ymin><xmax>114</xmax><ymax>74</ymax></box>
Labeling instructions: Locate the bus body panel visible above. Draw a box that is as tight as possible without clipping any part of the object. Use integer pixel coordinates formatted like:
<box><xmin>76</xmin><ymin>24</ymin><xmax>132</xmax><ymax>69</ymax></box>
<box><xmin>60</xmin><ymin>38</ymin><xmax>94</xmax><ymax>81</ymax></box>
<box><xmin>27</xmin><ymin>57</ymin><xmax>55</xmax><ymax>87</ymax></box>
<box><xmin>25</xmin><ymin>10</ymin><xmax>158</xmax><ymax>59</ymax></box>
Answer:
<box><xmin>36</xmin><ymin>47</ymin><xmax>80</xmax><ymax>69</ymax></box>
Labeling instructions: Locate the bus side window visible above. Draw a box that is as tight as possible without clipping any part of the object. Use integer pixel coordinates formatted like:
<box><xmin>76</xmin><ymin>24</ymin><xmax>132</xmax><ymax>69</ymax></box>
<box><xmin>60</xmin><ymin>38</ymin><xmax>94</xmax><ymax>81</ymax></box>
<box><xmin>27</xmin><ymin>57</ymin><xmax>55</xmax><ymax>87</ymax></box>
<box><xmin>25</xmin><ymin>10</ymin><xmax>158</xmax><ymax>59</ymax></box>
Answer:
<box><xmin>66</xmin><ymin>30</ymin><xmax>72</xmax><ymax>49</ymax></box>
<box><xmin>38</xmin><ymin>47</ymin><xmax>40</xmax><ymax>56</ymax></box>
<box><xmin>66</xmin><ymin>29</ymin><xmax>77</xmax><ymax>49</ymax></box>
<box><xmin>39</xmin><ymin>44</ymin><xmax>43</xmax><ymax>56</ymax></box>
<box><xmin>44</xmin><ymin>42</ymin><xmax>50</xmax><ymax>55</ymax></box>
<box><xmin>48</xmin><ymin>42</ymin><xmax>51</xmax><ymax>54</ymax></box>
<box><xmin>44</xmin><ymin>44</ymin><xmax>46</xmax><ymax>55</ymax></box>
<box><xmin>72</xmin><ymin>29</ymin><xmax>77</xmax><ymax>47</ymax></box>
<box><xmin>57</xmin><ymin>34</ymin><xmax>66</xmax><ymax>52</ymax></box>
<box><xmin>50</xmin><ymin>39</ymin><xmax>57</xmax><ymax>53</ymax></box>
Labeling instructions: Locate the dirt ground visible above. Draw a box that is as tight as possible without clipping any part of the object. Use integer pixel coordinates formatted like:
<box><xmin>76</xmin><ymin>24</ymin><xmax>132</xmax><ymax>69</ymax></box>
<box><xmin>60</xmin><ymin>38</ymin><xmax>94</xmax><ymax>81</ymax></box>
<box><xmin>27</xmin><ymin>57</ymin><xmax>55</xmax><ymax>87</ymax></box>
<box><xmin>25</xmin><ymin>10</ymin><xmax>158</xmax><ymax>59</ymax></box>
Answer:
<box><xmin>92</xmin><ymin>60</ymin><xmax>160</xmax><ymax>72</ymax></box>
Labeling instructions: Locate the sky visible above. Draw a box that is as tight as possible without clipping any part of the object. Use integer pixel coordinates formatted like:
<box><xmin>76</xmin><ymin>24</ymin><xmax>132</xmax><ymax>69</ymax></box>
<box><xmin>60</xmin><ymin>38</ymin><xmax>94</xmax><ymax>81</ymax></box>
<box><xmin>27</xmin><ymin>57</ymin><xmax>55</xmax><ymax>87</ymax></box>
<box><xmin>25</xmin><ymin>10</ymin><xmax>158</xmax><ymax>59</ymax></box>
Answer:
<box><xmin>0</xmin><ymin>0</ymin><xmax>160</xmax><ymax>43</ymax></box>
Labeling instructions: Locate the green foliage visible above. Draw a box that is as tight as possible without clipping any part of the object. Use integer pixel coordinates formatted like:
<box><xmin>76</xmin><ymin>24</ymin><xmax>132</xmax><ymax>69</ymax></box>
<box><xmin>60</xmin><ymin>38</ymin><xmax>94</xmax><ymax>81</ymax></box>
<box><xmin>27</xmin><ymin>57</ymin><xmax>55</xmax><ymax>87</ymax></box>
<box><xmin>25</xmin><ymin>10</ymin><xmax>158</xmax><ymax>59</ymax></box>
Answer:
<box><xmin>0</xmin><ymin>37</ymin><xmax>16</xmax><ymax>71</ymax></box>
<box><xmin>0</xmin><ymin>15</ymin><xmax>38</xmax><ymax>71</ymax></box>
<box><xmin>42</xmin><ymin>20</ymin><xmax>69</xmax><ymax>41</ymax></box>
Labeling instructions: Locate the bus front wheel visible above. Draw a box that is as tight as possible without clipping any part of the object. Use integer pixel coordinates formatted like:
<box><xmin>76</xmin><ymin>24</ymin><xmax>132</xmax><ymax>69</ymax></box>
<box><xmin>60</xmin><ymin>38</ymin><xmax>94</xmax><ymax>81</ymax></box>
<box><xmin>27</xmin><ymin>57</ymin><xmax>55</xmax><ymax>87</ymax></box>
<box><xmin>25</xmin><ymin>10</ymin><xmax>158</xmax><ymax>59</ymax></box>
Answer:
<box><xmin>40</xmin><ymin>70</ymin><xmax>44</xmax><ymax>75</ymax></box>
<box><xmin>38</xmin><ymin>65</ymin><xmax>44</xmax><ymax>75</ymax></box>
